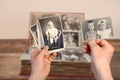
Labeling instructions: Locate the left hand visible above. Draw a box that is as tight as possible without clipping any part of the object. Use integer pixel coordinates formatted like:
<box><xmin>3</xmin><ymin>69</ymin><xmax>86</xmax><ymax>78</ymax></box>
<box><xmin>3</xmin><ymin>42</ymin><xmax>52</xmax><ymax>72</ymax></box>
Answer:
<box><xmin>28</xmin><ymin>46</ymin><xmax>56</xmax><ymax>80</ymax></box>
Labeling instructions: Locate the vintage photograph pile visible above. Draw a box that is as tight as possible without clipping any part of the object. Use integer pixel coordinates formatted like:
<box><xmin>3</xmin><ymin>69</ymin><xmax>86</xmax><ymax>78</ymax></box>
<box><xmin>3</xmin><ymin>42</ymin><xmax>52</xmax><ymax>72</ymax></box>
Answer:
<box><xmin>20</xmin><ymin>12</ymin><xmax>114</xmax><ymax>75</ymax></box>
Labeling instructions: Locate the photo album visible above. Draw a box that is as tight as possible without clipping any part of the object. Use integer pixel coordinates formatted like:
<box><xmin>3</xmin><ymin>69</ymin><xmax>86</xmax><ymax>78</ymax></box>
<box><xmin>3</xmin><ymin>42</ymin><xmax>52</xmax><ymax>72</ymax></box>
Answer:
<box><xmin>29</xmin><ymin>12</ymin><xmax>114</xmax><ymax>61</ymax></box>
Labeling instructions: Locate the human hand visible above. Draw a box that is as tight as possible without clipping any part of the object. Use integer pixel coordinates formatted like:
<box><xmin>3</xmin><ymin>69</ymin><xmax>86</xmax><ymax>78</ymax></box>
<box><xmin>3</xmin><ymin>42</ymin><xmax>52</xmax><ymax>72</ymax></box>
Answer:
<box><xmin>83</xmin><ymin>39</ymin><xmax>114</xmax><ymax>80</ymax></box>
<box><xmin>28</xmin><ymin>46</ymin><xmax>56</xmax><ymax>80</ymax></box>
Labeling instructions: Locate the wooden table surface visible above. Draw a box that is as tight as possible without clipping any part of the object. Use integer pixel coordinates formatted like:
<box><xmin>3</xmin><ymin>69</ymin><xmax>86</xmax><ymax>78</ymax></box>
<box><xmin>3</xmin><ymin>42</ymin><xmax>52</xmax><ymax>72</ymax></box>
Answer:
<box><xmin>0</xmin><ymin>52</ymin><xmax>120</xmax><ymax>80</ymax></box>
<box><xmin>0</xmin><ymin>39</ymin><xmax>120</xmax><ymax>80</ymax></box>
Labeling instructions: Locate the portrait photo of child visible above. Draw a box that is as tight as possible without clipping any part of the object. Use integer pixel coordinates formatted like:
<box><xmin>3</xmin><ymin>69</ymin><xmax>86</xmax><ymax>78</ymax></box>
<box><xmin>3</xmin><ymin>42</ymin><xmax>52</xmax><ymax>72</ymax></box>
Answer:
<box><xmin>39</xmin><ymin>15</ymin><xmax>64</xmax><ymax>51</ymax></box>
<box><xmin>81</xmin><ymin>17</ymin><xmax>114</xmax><ymax>41</ymax></box>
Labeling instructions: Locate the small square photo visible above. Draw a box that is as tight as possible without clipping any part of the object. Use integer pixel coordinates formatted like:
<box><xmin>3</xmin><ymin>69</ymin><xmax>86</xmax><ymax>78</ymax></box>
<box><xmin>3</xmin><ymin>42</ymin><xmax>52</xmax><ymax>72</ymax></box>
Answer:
<box><xmin>63</xmin><ymin>31</ymin><xmax>79</xmax><ymax>48</ymax></box>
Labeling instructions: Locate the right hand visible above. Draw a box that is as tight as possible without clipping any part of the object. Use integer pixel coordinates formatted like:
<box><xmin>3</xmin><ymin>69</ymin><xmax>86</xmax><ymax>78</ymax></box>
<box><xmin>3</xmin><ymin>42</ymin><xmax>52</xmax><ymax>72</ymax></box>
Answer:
<box><xmin>83</xmin><ymin>39</ymin><xmax>114</xmax><ymax>80</ymax></box>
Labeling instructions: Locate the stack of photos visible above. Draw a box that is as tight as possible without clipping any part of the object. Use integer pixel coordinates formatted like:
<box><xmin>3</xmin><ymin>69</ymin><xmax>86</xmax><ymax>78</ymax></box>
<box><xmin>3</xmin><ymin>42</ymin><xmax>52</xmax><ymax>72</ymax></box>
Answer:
<box><xmin>29</xmin><ymin>13</ymin><xmax>86</xmax><ymax>61</ymax></box>
<box><xmin>30</xmin><ymin>15</ymin><xmax>64</xmax><ymax>52</ymax></box>
<box><xmin>29</xmin><ymin>12</ymin><xmax>114</xmax><ymax>62</ymax></box>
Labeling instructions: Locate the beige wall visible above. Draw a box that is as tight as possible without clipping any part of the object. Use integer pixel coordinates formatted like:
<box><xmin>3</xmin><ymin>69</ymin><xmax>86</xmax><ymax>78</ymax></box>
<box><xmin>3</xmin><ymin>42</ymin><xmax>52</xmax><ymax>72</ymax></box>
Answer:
<box><xmin>0</xmin><ymin>0</ymin><xmax>120</xmax><ymax>39</ymax></box>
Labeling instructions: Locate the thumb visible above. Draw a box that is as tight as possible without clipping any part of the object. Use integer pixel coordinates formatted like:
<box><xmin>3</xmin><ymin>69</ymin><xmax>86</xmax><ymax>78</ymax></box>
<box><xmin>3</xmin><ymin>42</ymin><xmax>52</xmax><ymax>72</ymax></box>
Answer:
<box><xmin>38</xmin><ymin>46</ymin><xmax>49</xmax><ymax>57</ymax></box>
<box><xmin>87</xmin><ymin>40</ymin><xmax>99</xmax><ymax>49</ymax></box>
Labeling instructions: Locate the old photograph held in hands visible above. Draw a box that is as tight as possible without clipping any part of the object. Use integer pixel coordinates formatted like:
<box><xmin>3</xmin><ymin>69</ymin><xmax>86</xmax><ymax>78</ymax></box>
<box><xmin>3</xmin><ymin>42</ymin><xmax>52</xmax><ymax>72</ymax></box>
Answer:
<box><xmin>29</xmin><ymin>12</ymin><xmax>114</xmax><ymax>62</ymax></box>
<box><xmin>39</xmin><ymin>16</ymin><xmax>64</xmax><ymax>52</ymax></box>
<box><xmin>30</xmin><ymin>24</ymin><xmax>39</xmax><ymax>47</ymax></box>
<box><xmin>81</xmin><ymin>17</ymin><xmax>114</xmax><ymax>41</ymax></box>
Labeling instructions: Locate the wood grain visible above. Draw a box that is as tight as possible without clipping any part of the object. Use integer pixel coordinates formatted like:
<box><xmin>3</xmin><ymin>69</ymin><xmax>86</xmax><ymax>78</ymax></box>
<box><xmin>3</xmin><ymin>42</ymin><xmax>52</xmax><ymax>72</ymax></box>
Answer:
<box><xmin>0</xmin><ymin>39</ymin><xmax>120</xmax><ymax>80</ymax></box>
<box><xmin>0</xmin><ymin>39</ymin><xmax>28</xmax><ymax>53</ymax></box>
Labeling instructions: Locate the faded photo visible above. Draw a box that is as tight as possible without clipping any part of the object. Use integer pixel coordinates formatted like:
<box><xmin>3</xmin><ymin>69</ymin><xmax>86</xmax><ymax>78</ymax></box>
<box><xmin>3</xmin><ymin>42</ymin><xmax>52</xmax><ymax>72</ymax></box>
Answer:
<box><xmin>63</xmin><ymin>32</ymin><xmax>79</xmax><ymax>48</ymax></box>
<box><xmin>60</xmin><ymin>14</ymin><xmax>83</xmax><ymax>31</ymax></box>
<box><xmin>81</xmin><ymin>17</ymin><xmax>114</xmax><ymax>41</ymax></box>
<box><xmin>30</xmin><ymin>13</ymin><xmax>84</xmax><ymax>31</ymax></box>
<box><xmin>29</xmin><ymin>12</ymin><xmax>86</xmax><ymax>62</ymax></box>
<box><xmin>55</xmin><ymin>50</ymin><xmax>87</xmax><ymax>62</ymax></box>
<box><xmin>60</xmin><ymin>13</ymin><xmax>84</xmax><ymax>50</ymax></box>
<box><xmin>30</xmin><ymin>24</ymin><xmax>39</xmax><ymax>46</ymax></box>
<box><xmin>39</xmin><ymin>16</ymin><xmax>64</xmax><ymax>51</ymax></box>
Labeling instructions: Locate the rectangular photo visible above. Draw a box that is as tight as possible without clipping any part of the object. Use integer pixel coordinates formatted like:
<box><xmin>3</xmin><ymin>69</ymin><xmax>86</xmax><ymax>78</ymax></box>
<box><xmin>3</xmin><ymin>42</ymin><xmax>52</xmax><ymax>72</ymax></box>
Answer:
<box><xmin>39</xmin><ymin>15</ymin><xmax>64</xmax><ymax>51</ymax></box>
<box><xmin>30</xmin><ymin>24</ymin><xmax>39</xmax><ymax>47</ymax></box>
<box><xmin>60</xmin><ymin>14</ymin><xmax>84</xmax><ymax>31</ymax></box>
<box><xmin>63</xmin><ymin>31</ymin><xmax>79</xmax><ymax>48</ymax></box>
<box><xmin>81</xmin><ymin>17</ymin><xmax>114</xmax><ymax>41</ymax></box>
<box><xmin>55</xmin><ymin>50</ymin><xmax>87</xmax><ymax>62</ymax></box>
<box><xmin>60</xmin><ymin>13</ymin><xmax>84</xmax><ymax>50</ymax></box>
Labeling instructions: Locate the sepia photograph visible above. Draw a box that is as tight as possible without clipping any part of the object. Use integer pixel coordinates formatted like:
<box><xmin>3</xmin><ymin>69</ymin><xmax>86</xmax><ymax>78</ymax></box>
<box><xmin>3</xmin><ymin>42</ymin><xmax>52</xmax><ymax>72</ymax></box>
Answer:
<box><xmin>30</xmin><ymin>24</ymin><xmax>39</xmax><ymax>47</ymax></box>
<box><xmin>63</xmin><ymin>32</ymin><xmax>79</xmax><ymax>48</ymax></box>
<box><xmin>56</xmin><ymin>50</ymin><xmax>87</xmax><ymax>62</ymax></box>
<box><xmin>29</xmin><ymin>12</ymin><xmax>85</xmax><ymax>61</ymax></box>
<box><xmin>81</xmin><ymin>17</ymin><xmax>114</xmax><ymax>41</ymax></box>
<box><xmin>60</xmin><ymin>14</ymin><xmax>84</xmax><ymax>31</ymax></box>
<box><xmin>39</xmin><ymin>15</ymin><xmax>64</xmax><ymax>51</ymax></box>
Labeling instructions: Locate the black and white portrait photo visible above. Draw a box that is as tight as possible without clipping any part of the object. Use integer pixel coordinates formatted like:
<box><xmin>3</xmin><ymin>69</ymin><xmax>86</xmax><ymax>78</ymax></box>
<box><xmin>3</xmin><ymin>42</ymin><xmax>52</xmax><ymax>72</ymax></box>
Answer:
<box><xmin>81</xmin><ymin>17</ymin><xmax>114</xmax><ymax>41</ymax></box>
<box><xmin>63</xmin><ymin>32</ymin><xmax>79</xmax><ymax>48</ymax></box>
<box><xmin>60</xmin><ymin>14</ymin><xmax>84</xmax><ymax>31</ymax></box>
<box><xmin>39</xmin><ymin>15</ymin><xmax>64</xmax><ymax>51</ymax></box>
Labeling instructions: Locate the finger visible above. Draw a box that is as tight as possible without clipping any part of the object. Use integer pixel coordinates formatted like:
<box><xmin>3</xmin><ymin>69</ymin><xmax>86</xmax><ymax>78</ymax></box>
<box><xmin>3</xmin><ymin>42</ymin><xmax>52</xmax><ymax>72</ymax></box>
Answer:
<box><xmin>87</xmin><ymin>39</ymin><xmax>99</xmax><ymax>49</ymax></box>
<box><xmin>96</xmin><ymin>39</ymin><xmax>112</xmax><ymax>48</ymax></box>
<box><xmin>83</xmin><ymin>41</ymin><xmax>92</xmax><ymax>54</ymax></box>
<box><xmin>83</xmin><ymin>48</ymin><xmax>91</xmax><ymax>55</ymax></box>
<box><xmin>83</xmin><ymin>44</ymin><xmax>88</xmax><ymax>49</ymax></box>
<box><xmin>49</xmin><ymin>52</ymin><xmax>57</xmax><ymax>60</ymax></box>
<box><xmin>31</xmin><ymin>48</ymin><xmax>39</xmax><ymax>60</ymax></box>
<box><xmin>96</xmin><ymin>39</ymin><xmax>105</xmax><ymax>47</ymax></box>
<box><xmin>100</xmin><ymin>40</ymin><xmax>114</xmax><ymax>52</ymax></box>
<box><xmin>83</xmin><ymin>43</ymin><xmax>90</xmax><ymax>50</ymax></box>
<box><xmin>100</xmin><ymin>40</ymin><xmax>111</xmax><ymax>47</ymax></box>
<box><xmin>84</xmin><ymin>41</ymin><xmax>88</xmax><ymax>45</ymax></box>
<box><xmin>48</xmin><ymin>52</ymin><xmax>57</xmax><ymax>62</ymax></box>
<box><xmin>38</xmin><ymin>46</ymin><xmax>49</xmax><ymax>57</ymax></box>
<box><xmin>83</xmin><ymin>48</ymin><xmax>88</xmax><ymax>53</ymax></box>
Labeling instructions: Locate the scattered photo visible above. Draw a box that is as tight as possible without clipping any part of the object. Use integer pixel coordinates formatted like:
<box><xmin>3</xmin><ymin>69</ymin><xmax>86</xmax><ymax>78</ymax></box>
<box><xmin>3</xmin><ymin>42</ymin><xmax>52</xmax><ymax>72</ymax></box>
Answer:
<box><xmin>60</xmin><ymin>13</ymin><xmax>84</xmax><ymax>50</ymax></box>
<box><xmin>81</xmin><ymin>17</ymin><xmax>114</xmax><ymax>41</ymax></box>
<box><xmin>60</xmin><ymin>14</ymin><xmax>83</xmax><ymax>31</ymax></box>
<box><xmin>29</xmin><ymin>12</ymin><xmax>85</xmax><ymax>62</ymax></box>
<box><xmin>39</xmin><ymin>15</ymin><xmax>64</xmax><ymax>51</ymax></box>
<box><xmin>63</xmin><ymin>32</ymin><xmax>79</xmax><ymax>48</ymax></box>
<box><xmin>55</xmin><ymin>50</ymin><xmax>87</xmax><ymax>62</ymax></box>
<box><xmin>30</xmin><ymin>24</ymin><xmax>39</xmax><ymax>47</ymax></box>
<box><xmin>29</xmin><ymin>13</ymin><xmax>114</xmax><ymax>62</ymax></box>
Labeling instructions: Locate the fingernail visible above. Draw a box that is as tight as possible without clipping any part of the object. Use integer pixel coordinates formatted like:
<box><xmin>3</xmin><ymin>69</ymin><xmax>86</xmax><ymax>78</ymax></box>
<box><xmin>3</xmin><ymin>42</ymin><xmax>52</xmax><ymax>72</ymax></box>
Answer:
<box><xmin>45</xmin><ymin>45</ymin><xmax>49</xmax><ymax>49</ymax></box>
<box><xmin>34</xmin><ymin>48</ymin><xmax>38</xmax><ymax>52</ymax></box>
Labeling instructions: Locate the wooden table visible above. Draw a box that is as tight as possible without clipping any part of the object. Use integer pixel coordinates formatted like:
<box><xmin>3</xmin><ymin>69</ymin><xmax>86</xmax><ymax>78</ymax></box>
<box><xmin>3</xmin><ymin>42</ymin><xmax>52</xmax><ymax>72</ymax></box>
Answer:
<box><xmin>0</xmin><ymin>52</ymin><xmax>120</xmax><ymax>80</ymax></box>
<box><xmin>0</xmin><ymin>39</ymin><xmax>120</xmax><ymax>80</ymax></box>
